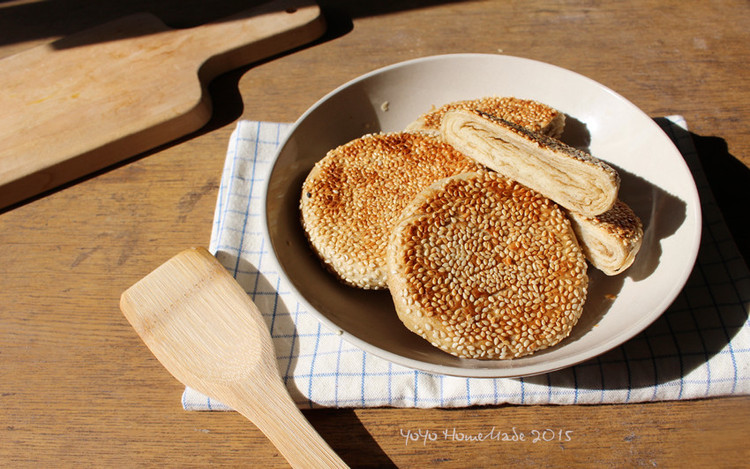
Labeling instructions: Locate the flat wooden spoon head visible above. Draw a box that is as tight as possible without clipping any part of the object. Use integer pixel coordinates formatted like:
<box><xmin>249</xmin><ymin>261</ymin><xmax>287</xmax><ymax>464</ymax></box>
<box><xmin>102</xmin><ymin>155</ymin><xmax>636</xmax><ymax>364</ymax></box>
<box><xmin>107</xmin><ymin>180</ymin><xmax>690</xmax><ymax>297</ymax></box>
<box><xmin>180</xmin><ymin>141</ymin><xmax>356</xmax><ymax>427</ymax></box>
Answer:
<box><xmin>120</xmin><ymin>247</ymin><xmax>347</xmax><ymax>468</ymax></box>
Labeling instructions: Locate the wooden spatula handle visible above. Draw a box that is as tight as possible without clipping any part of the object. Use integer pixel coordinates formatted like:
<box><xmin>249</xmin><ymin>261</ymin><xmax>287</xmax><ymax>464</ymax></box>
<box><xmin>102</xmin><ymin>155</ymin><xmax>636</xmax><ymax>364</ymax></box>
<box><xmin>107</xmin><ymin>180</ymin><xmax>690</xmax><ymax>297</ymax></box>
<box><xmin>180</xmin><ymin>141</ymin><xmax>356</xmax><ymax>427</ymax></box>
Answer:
<box><xmin>228</xmin><ymin>376</ymin><xmax>349</xmax><ymax>468</ymax></box>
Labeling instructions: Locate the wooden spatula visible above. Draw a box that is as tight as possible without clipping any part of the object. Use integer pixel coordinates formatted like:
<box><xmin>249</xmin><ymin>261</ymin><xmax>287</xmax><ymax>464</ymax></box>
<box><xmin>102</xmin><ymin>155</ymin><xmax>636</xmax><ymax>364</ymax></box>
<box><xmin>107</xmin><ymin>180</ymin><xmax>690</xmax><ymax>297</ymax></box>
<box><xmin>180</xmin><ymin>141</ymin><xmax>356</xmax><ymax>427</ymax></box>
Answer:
<box><xmin>0</xmin><ymin>0</ymin><xmax>325</xmax><ymax>209</ymax></box>
<box><xmin>120</xmin><ymin>247</ymin><xmax>348</xmax><ymax>468</ymax></box>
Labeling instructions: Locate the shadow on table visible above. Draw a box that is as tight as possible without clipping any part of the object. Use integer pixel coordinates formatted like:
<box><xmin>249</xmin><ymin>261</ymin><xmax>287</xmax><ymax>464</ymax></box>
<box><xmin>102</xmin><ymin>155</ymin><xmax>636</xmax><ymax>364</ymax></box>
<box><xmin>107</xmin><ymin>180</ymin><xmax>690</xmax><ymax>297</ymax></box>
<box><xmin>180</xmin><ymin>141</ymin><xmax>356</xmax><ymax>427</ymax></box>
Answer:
<box><xmin>199</xmin><ymin>0</ymin><xmax>473</xmax><ymax>133</ymax></box>
<box><xmin>0</xmin><ymin>0</ymin><xmax>471</xmax><ymax>48</ymax></box>
<box><xmin>307</xmin><ymin>408</ymin><xmax>397</xmax><ymax>468</ymax></box>
<box><xmin>691</xmin><ymin>135</ymin><xmax>750</xmax><ymax>266</ymax></box>
<box><xmin>525</xmin><ymin>119</ymin><xmax>750</xmax><ymax>394</ymax></box>
<box><xmin>0</xmin><ymin>0</ymin><xmax>471</xmax><ymax>214</ymax></box>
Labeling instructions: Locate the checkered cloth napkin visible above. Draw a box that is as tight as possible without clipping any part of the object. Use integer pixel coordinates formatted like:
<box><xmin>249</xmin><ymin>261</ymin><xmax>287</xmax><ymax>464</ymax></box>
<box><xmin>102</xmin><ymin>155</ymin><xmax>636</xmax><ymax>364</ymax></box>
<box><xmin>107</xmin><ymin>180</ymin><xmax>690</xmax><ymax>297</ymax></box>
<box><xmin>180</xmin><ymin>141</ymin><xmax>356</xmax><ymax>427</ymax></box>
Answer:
<box><xmin>183</xmin><ymin>116</ymin><xmax>750</xmax><ymax>410</ymax></box>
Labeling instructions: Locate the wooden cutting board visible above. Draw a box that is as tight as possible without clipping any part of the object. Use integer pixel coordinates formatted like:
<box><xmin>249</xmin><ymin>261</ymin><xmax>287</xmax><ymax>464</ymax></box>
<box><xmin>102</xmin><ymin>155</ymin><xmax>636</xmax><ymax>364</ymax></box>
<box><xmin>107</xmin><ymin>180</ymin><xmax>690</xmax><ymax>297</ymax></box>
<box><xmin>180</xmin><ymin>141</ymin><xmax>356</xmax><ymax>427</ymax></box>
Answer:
<box><xmin>0</xmin><ymin>0</ymin><xmax>325</xmax><ymax>210</ymax></box>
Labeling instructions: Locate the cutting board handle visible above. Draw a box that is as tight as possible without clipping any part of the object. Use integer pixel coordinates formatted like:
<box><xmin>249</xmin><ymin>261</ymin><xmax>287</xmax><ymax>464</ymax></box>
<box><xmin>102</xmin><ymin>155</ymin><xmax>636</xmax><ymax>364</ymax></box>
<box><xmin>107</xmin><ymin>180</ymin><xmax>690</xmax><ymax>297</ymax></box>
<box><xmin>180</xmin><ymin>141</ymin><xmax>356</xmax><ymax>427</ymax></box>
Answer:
<box><xmin>174</xmin><ymin>0</ymin><xmax>325</xmax><ymax>82</ymax></box>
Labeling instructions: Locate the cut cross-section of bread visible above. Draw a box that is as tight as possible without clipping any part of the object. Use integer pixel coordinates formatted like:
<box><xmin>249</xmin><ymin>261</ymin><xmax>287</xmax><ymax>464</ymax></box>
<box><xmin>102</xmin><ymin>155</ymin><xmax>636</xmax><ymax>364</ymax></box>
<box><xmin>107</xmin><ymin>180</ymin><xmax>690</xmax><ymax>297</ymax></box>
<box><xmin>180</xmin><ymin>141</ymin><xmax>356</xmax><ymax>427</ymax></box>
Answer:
<box><xmin>442</xmin><ymin>108</ymin><xmax>620</xmax><ymax>217</ymax></box>
<box><xmin>567</xmin><ymin>200</ymin><xmax>644</xmax><ymax>276</ymax></box>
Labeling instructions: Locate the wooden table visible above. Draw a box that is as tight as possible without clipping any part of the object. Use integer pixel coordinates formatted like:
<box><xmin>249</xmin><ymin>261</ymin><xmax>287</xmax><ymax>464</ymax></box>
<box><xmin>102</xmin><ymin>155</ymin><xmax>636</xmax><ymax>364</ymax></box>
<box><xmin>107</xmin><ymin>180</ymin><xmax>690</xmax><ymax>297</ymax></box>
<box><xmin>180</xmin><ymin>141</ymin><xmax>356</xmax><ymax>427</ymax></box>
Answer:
<box><xmin>2</xmin><ymin>1</ymin><xmax>749</xmax><ymax>466</ymax></box>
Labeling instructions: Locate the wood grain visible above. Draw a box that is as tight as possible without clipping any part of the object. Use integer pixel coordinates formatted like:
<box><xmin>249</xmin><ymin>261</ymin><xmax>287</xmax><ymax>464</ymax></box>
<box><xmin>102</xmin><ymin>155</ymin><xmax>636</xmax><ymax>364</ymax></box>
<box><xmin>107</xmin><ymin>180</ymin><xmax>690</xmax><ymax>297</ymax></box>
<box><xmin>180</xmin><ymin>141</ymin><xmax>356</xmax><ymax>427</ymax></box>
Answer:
<box><xmin>1</xmin><ymin>0</ymin><xmax>749</xmax><ymax>467</ymax></box>
<box><xmin>121</xmin><ymin>247</ymin><xmax>347</xmax><ymax>468</ymax></box>
<box><xmin>0</xmin><ymin>0</ymin><xmax>325</xmax><ymax>209</ymax></box>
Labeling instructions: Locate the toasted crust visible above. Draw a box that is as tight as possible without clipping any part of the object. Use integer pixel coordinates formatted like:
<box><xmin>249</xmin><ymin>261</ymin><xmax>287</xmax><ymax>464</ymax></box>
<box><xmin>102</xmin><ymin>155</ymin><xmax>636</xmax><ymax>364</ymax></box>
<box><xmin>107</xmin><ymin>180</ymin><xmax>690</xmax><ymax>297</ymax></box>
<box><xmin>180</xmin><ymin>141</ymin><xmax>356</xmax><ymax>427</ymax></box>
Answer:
<box><xmin>567</xmin><ymin>200</ymin><xmax>644</xmax><ymax>276</ymax></box>
<box><xmin>386</xmin><ymin>171</ymin><xmax>588</xmax><ymax>359</ymax></box>
<box><xmin>300</xmin><ymin>131</ymin><xmax>481</xmax><ymax>289</ymax></box>
<box><xmin>405</xmin><ymin>96</ymin><xmax>565</xmax><ymax>138</ymax></box>
<box><xmin>442</xmin><ymin>108</ymin><xmax>619</xmax><ymax>217</ymax></box>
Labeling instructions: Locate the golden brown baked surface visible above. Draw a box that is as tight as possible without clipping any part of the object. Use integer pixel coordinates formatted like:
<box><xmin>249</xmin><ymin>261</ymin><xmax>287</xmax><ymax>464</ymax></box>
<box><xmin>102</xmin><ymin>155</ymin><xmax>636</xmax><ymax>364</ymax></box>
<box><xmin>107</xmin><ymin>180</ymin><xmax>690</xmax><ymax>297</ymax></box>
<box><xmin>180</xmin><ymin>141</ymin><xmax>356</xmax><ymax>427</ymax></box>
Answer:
<box><xmin>300</xmin><ymin>131</ymin><xmax>482</xmax><ymax>289</ymax></box>
<box><xmin>405</xmin><ymin>96</ymin><xmax>565</xmax><ymax>138</ymax></box>
<box><xmin>386</xmin><ymin>171</ymin><xmax>588</xmax><ymax>359</ymax></box>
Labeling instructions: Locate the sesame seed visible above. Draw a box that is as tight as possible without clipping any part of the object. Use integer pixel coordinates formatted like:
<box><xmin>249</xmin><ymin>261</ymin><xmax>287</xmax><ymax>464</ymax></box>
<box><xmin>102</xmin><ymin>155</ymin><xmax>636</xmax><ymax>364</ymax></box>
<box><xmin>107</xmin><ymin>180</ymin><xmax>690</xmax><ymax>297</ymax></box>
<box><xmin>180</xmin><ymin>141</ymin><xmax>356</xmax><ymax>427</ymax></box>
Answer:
<box><xmin>301</xmin><ymin>131</ymin><xmax>481</xmax><ymax>289</ymax></box>
<box><xmin>386</xmin><ymin>171</ymin><xmax>588</xmax><ymax>360</ymax></box>
<box><xmin>410</xmin><ymin>96</ymin><xmax>564</xmax><ymax>139</ymax></box>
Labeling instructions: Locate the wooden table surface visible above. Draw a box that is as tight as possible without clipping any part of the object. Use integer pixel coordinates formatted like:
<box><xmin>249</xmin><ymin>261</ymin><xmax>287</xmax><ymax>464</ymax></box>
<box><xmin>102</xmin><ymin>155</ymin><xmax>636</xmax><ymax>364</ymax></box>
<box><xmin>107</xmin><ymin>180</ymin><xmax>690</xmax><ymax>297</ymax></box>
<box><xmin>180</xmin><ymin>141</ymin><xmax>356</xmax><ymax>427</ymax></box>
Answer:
<box><xmin>2</xmin><ymin>0</ymin><xmax>749</xmax><ymax>467</ymax></box>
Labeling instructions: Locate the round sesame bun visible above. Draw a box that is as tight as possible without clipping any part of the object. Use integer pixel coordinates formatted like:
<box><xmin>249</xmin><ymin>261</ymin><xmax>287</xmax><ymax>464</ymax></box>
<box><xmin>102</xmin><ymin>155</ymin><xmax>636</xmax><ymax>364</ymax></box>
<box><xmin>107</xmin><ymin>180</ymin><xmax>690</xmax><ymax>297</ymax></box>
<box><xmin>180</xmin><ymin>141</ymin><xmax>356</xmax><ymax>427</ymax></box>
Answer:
<box><xmin>300</xmin><ymin>132</ymin><xmax>481</xmax><ymax>289</ymax></box>
<box><xmin>404</xmin><ymin>96</ymin><xmax>565</xmax><ymax>139</ymax></box>
<box><xmin>386</xmin><ymin>171</ymin><xmax>589</xmax><ymax>359</ymax></box>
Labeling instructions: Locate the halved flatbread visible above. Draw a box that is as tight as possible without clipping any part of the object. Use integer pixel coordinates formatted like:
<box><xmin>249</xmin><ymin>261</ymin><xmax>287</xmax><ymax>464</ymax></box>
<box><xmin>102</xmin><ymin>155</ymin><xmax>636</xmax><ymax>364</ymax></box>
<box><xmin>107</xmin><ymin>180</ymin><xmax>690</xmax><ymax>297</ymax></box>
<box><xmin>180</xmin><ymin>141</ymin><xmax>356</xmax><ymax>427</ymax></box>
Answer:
<box><xmin>567</xmin><ymin>200</ymin><xmax>644</xmax><ymax>276</ymax></box>
<box><xmin>442</xmin><ymin>108</ymin><xmax>619</xmax><ymax>217</ymax></box>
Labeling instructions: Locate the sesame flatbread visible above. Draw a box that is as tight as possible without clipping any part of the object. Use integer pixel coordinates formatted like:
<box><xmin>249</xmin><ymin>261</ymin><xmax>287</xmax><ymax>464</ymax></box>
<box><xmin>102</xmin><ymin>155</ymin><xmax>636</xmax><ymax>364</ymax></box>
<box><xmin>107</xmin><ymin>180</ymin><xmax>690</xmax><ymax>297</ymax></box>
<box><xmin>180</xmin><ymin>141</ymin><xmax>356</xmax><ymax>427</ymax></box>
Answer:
<box><xmin>300</xmin><ymin>131</ymin><xmax>482</xmax><ymax>289</ymax></box>
<box><xmin>405</xmin><ymin>96</ymin><xmax>565</xmax><ymax>139</ymax></box>
<box><xmin>567</xmin><ymin>200</ymin><xmax>644</xmax><ymax>276</ymax></box>
<box><xmin>386</xmin><ymin>171</ymin><xmax>588</xmax><ymax>359</ymax></box>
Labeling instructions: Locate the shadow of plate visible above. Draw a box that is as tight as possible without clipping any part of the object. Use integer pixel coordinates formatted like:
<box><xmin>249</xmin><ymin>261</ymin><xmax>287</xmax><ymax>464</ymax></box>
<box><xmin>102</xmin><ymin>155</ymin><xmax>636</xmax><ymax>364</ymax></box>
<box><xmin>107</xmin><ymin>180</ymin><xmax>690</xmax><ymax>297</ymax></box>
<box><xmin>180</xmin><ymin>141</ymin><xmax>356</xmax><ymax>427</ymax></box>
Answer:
<box><xmin>523</xmin><ymin>119</ymin><xmax>749</xmax><ymax>393</ymax></box>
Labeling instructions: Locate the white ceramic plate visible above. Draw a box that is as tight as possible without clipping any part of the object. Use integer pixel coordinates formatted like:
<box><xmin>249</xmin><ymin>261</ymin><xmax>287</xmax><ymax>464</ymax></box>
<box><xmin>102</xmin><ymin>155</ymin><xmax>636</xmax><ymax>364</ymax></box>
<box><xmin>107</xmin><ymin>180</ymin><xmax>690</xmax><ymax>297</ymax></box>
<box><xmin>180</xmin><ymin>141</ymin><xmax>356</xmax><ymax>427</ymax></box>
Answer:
<box><xmin>263</xmin><ymin>54</ymin><xmax>701</xmax><ymax>378</ymax></box>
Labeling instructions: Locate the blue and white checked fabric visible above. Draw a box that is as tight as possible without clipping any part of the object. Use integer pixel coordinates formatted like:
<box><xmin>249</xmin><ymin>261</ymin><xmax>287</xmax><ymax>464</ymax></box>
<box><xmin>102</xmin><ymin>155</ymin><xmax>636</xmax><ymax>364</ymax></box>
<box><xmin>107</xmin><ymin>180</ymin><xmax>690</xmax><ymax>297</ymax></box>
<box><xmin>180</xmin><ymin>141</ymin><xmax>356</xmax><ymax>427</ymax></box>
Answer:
<box><xmin>183</xmin><ymin>117</ymin><xmax>750</xmax><ymax>409</ymax></box>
